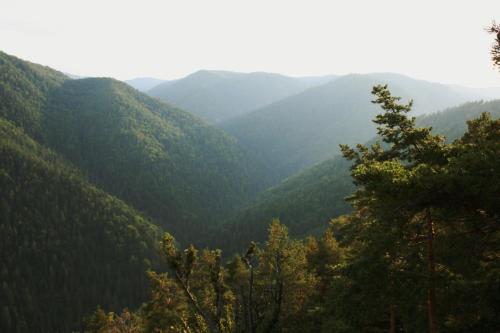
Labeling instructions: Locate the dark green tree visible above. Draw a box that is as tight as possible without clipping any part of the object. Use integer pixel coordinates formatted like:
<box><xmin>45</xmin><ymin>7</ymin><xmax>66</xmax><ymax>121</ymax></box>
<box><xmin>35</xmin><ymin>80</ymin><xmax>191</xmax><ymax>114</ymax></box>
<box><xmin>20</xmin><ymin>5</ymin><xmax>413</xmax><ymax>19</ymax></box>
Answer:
<box><xmin>341</xmin><ymin>84</ymin><xmax>447</xmax><ymax>332</ymax></box>
<box><xmin>340</xmin><ymin>83</ymin><xmax>500</xmax><ymax>332</ymax></box>
<box><xmin>487</xmin><ymin>21</ymin><xmax>500</xmax><ymax>70</ymax></box>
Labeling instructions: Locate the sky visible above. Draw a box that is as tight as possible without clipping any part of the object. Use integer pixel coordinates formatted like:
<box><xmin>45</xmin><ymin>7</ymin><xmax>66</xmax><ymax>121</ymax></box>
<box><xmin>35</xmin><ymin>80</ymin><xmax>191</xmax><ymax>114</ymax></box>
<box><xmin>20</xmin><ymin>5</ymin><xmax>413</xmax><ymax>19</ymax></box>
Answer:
<box><xmin>1</xmin><ymin>0</ymin><xmax>500</xmax><ymax>87</ymax></box>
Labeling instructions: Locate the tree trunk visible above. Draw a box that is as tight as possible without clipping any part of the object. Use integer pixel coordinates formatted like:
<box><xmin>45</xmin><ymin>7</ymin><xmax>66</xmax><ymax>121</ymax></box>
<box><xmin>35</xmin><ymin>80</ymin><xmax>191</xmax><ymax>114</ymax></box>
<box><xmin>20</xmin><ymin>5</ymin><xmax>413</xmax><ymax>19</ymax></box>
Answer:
<box><xmin>263</xmin><ymin>253</ymin><xmax>284</xmax><ymax>333</ymax></box>
<box><xmin>389</xmin><ymin>304</ymin><xmax>396</xmax><ymax>333</ymax></box>
<box><xmin>425</xmin><ymin>207</ymin><xmax>437</xmax><ymax>333</ymax></box>
<box><xmin>248</xmin><ymin>266</ymin><xmax>255</xmax><ymax>333</ymax></box>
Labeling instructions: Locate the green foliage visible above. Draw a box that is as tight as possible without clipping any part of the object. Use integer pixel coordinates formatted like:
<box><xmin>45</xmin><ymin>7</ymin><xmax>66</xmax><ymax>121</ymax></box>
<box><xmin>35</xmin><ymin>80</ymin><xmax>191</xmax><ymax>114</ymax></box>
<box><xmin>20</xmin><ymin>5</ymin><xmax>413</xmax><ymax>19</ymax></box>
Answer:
<box><xmin>2</xmin><ymin>38</ymin><xmax>500</xmax><ymax>333</ymax></box>
<box><xmin>0</xmin><ymin>51</ymin><xmax>67</xmax><ymax>140</ymax></box>
<box><xmin>88</xmin><ymin>220</ymin><xmax>338</xmax><ymax>333</ymax></box>
<box><xmin>85</xmin><ymin>307</ymin><xmax>143</xmax><ymax>333</ymax></box>
<box><xmin>218</xmin><ymin>157</ymin><xmax>353</xmax><ymax>253</ymax></box>
<box><xmin>0</xmin><ymin>119</ymin><xmax>162</xmax><ymax>332</ymax></box>
<box><xmin>487</xmin><ymin>21</ymin><xmax>500</xmax><ymax>70</ymax></box>
<box><xmin>42</xmin><ymin>77</ymin><xmax>269</xmax><ymax>244</ymax></box>
<box><xmin>336</xmin><ymin>85</ymin><xmax>500</xmax><ymax>332</ymax></box>
<box><xmin>0</xmin><ymin>50</ymin><xmax>270</xmax><ymax>247</ymax></box>
<box><xmin>140</xmin><ymin>271</ymin><xmax>191</xmax><ymax>332</ymax></box>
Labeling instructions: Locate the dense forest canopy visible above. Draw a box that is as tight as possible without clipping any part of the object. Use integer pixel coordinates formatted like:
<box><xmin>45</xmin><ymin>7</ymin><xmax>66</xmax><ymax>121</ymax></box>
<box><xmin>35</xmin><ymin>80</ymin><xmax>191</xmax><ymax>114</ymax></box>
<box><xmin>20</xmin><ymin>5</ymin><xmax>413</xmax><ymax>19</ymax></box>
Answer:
<box><xmin>0</xmin><ymin>21</ymin><xmax>499</xmax><ymax>333</ymax></box>
<box><xmin>0</xmin><ymin>50</ymin><xmax>68</xmax><ymax>141</ymax></box>
<box><xmin>85</xmin><ymin>86</ymin><xmax>500</xmax><ymax>333</ymax></box>
<box><xmin>41</xmin><ymin>77</ymin><xmax>270</xmax><ymax>244</ymax></box>
<box><xmin>0</xmin><ymin>51</ymin><xmax>272</xmax><ymax>247</ymax></box>
<box><xmin>0</xmin><ymin>51</ymin><xmax>269</xmax><ymax>331</ymax></box>
<box><xmin>0</xmin><ymin>119</ymin><xmax>161</xmax><ymax>332</ymax></box>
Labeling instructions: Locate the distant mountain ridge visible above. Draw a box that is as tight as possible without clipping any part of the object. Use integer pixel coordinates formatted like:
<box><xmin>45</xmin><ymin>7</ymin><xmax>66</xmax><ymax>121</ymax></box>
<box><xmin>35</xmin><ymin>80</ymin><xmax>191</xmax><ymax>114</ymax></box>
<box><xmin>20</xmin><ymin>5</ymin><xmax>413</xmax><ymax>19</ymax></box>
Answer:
<box><xmin>125</xmin><ymin>77</ymin><xmax>166</xmax><ymax>91</ymax></box>
<box><xmin>221</xmin><ymin>72</ymin><xmax>500</xmax><ymax>183</ymax></box>
<box><xmin>148</xmin><ymin>69</ymin><xmax>338</xmax><ymax>123</ymax></box>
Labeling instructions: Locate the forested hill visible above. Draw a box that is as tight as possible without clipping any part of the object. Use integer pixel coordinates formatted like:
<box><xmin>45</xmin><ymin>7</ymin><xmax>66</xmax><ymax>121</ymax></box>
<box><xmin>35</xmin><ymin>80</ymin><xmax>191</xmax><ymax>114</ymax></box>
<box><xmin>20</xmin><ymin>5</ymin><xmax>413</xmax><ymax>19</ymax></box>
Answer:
<box><xmin>42</xmin><ymin>78</ymin><xmax>270</xmax><ymax>243</ymax></box>
<box><xmin>0</xmin><ymin>119</ymin><xmax>161</xmax><ymax>332</ymax></box>
<box><xmin>217</xmin><ymin>99</ymin><xmax>500</xmax><ymax>252</ymax></box>
<box><xmin>419</xmin><ymin>99</ymin><xmax>500</xmax><ymax>139</ymax></box>
<box><xmin>147</xmin><ymin>70</ymin><xmax>335</xmax><ymax>123</ymax></box>
<box><xmin>0</xmin><ymin>50</ymin><xmax>67</xmax><ymax>141</ymax></box>
<box><xmin>213</xmin><ymin>156</ymin><xmax>353</xmax><ymax>253</ymax></box>
<box><xmin>221</xmin><ymin>73</ymin><xmax>498</xmax><ymax>184</ymax></box>
<box><xmin>0</xmin><ymin>50</ymin><xmax>270</xmax><ymax>245</ymax></box>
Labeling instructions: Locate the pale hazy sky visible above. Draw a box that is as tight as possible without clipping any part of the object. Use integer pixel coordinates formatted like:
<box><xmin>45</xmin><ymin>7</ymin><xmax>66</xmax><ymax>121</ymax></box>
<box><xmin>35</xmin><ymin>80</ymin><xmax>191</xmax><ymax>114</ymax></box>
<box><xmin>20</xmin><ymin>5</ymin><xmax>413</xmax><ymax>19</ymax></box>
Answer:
<box><xmin>1</xmin><ymin>0</ymin><xmax>500</xmax><ymax>87</ymax></box>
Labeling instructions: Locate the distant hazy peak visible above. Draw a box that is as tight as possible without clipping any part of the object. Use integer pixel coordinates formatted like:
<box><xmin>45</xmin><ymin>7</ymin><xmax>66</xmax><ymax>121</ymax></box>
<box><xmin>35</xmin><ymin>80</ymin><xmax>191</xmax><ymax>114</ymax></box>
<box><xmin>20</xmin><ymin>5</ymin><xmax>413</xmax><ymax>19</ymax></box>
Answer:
<box><xmin>125</xmin><ymin>77</ymin><xmax>166</xmax><ymax>92</ymax></box>
<box><xmin>146</xmin><ymin>69</ymin><xmax>338</xmax><ymax>123</ymax></box>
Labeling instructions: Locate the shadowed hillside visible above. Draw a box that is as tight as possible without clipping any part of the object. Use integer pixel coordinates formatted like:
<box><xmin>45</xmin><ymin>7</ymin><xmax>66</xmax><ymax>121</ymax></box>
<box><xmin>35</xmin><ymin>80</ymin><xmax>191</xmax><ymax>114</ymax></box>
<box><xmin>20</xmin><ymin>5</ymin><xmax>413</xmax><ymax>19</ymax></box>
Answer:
<box><xmin>0</xmin><ymin>119</ymin><xmax>161</xmax><ymax>332</ymax></box>
<box><xmin>0</xmin><ymin>51</ymin><xmax>270</xmax><ymax>246</ymax></box>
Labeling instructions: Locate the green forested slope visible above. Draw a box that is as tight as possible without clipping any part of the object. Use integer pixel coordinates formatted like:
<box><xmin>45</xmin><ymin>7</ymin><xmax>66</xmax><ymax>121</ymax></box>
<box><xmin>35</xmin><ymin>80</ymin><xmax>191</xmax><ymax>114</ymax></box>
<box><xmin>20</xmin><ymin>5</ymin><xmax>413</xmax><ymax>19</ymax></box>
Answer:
<box><xmin>218</xmin><ymin>99</ymin><xmax>500</xmax><ymax>251</ymax></box>
<box><xmin>43</xmin><ymin>78</ymin><xmax>268</xmax><ymax>243</ymax></box>
<box><xmin>0</xmin><ymin>51</ymin><xmax>268</xmax><ymax>245</ymax></box>
<box><xmin>419</xmin><ymin>100</ymin><xmax>500</xmax><ymax>139</ymax></box>
<box><xmin>0</xmin><ymin>51</ymin><xmax>275</xmax><ymax>331</ymax></box>
<box><xmin>0</xmin><ymin>51</ymin><xmax>67</xmax><ymax>140</ymax></box>
<box><xmin>0</xmin><ymin>119</ymin><xmax>161</xmax><ymax>333</ymax></box>
<box><xmin>221</xmin><ymin>73</ymin><xmax>495</xmax><ymax>183</ymax></box>
<box><xmin>215</xmin><ymin>157</ymin><xmax>353</xmax><ymax>252</ymax></box>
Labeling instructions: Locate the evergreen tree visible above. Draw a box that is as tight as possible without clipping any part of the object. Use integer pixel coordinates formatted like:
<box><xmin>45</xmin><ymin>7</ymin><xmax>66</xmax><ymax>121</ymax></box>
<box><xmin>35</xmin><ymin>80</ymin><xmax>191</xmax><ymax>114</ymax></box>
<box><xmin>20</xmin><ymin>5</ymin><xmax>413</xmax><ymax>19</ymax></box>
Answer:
<box><xmin>339</xmin><ymin>85</ymin><xmax>500</xmax><ymax>332</ymax></box>
<box><xmin>487</xmin><ymin>21</ymin><xmax>500</xmax><ymax>70</ymax></box>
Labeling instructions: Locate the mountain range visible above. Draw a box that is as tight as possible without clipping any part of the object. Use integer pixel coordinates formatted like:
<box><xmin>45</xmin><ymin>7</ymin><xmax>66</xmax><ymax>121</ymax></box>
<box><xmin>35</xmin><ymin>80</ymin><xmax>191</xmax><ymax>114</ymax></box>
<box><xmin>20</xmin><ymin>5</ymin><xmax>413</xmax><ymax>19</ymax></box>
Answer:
<box><xmin>221</xmin><ymin>72</ymin><xmax>500</xmax><ymax>182</ymax></box>
<box><xmin>147</xmin><ymin>70</ymin><xmax>338</xmax><ymax>123</ymax></box>
<box><xmin>1</xmin><ymin>49</ymin><xmax>499</xmax><ymax>332</ymax></box>
<box><xmin>0</xmin><ymin>50</ymin><xmax>267</xmax><ymax>330</ymax></box>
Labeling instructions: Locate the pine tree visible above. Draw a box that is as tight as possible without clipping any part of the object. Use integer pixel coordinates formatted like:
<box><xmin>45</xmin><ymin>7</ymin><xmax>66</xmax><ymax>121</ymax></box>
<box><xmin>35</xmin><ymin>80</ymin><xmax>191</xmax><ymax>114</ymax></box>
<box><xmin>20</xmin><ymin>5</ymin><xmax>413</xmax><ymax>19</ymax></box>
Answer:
<box><xmin>487</xmin><ymin>21</ymin><xmax>500</xmax><ymax>70</ymax></box>
<box><xmin>341</xmin><ymin>85</ymin><xmax>448</xmax><ymax>332</ymax></box>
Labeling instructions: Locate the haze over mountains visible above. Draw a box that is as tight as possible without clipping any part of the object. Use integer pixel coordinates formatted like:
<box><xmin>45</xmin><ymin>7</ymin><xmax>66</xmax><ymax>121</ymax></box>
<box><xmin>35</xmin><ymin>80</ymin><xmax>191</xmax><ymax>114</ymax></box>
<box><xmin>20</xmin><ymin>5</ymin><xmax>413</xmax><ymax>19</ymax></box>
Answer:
<box><xmin>147</xmin><ymin>70</ymin><xmax>338</xmax><ymax>123</ymax></box>
<box><xmin>218</xmin><ymin>99</ymin><xmax>500</xmax><ymax>252</ymax></box>
<box><xmin>125</xmin><ymin>77</ymin><xmax>167</xmax><ymax>92</ymax></box>
<box><xmin>222</xmin><ymin>72</ymin><xmax>500</xmax><ymax>182</ymax></box>
<box><xmin>2</xmin><ymin>0</ymin><xmax>500</xmax><ymax>329</ymax></box>
<box><xmin>1</xmin><ymin>48</ymin><xmax>499</xmax><ymax>332</ymax></box>
<box><xmin>127</xmin><ymin>70</ymin><xmax>500</xmax><ymax>185</ymax></box>
<box><xmin>124</xmin><ymin>69</ymin><xmax>500</xmax><ymax>128</ymax></box>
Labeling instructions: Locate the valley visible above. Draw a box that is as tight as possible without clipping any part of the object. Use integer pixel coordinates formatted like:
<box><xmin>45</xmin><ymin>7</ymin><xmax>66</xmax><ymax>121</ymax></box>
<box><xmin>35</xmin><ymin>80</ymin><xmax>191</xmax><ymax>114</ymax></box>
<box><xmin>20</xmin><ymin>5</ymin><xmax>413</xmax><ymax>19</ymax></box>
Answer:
<box><xmin>1</xmin><ymin>18</ymin><xmax>499</xmax><ymax>331</ymax></box>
